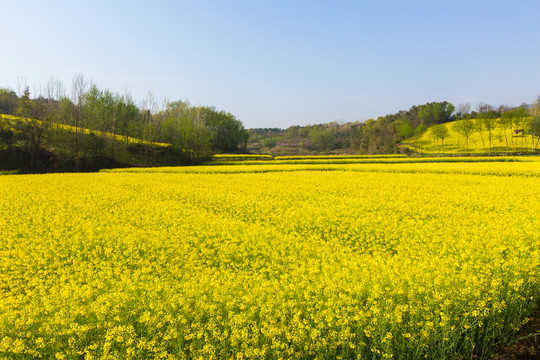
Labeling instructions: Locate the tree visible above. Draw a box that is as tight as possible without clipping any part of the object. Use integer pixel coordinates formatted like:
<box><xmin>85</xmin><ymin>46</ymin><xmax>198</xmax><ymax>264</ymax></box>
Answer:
<box><xmin>16</xmin><ymin>87</ymin><xmax>33</xmax><ymax>118</ymax></box>
<box><xmin>159</xmin><ymin>101</ymin><xmax>211</xmax><ymax>162</ymax></box>
<box><xmin>412</xmin><ymin>123</ymin><xmax>426</xmax><ymax>153</ymax></box>
<box><xmin>0</xmin><ymin>122</ymin><xmax>14</xmax><ymax>149</ymax></box>
<box><xmin>185</xmin><ymin>107</ymin><xmax>211</xmax><ymax>162</ymax></box>
<box><xmin>417</xmin><ymin>102</ymin><xmax>455</xmax><ymax>126</ymax></box>
<box><xmin>430</xmin><ymin>124</ymin><xmax>450</xmax><ymax>153</ymax></box>
<box><xmin>498</xmin><ymin>107</ymin><xmax>514</xmax><ymax>154</ymax></box>
<box><xmin>512</xmin><ymin>105</ymin><xmax>529</xmax><ymax>151</ymax></box>
<box><xmin>474</xmin><ymin>118</ymin><xmax>485</xmax><ymax>153</ymax></box>
<box><xmin>479</xmin><ymin>108</ymin><xmax>497</xmax><ymax>154</ymax></box>
<box><xmin>445</xmin><ymin>103</ymin><xmax>456</xmax><ymax>121</ymax></box>
<box><xmin>201</xmin><ymin>106</ymin><xmax>248</xmax><ymax>153</ymax></box>
<box><xmin>474</xmin><ymin>104</ymin><xmax>495</xmax><ymax>153</ymax></box>
<box><xmin>534</xmin><ymin>94</ymin><xmax>540</xmax><ymax>118</ymax></box>
<box><xmin>531</xmin><ymin>95</ymin><xmax>540</xmax><ymax>152</ymax></box>
<box><xmin>309</xmin><ymin>125</ymin><xmax>337</xmax><ymax>152</ymax></box>
<box><xmin>115</xmin><ymin>93</ymin><xmax>140</xmax><ymax>144</ymax></box>
<box><xmin>389</xmin><ymin>119</ymin><xmax>412</xmax><ymax>142</ymax></box>
<box><xmin>418</xmin><ymin>105</ymin><xmax>433</xmax><ymax>126</ymax></box>
<box><xmin>15</xmin><ymin>87</ymin><xmax>47</xmax><ymax>167</ymax></box>
<box><xmin>70</xmin><ymin>74</ymin><xmax>87</xmax><ymax>157</ymax></box>
<box><xmin>531</xmin><ymin>115</ymin><xmax>540</xmax><ymax>152</ymax></box>
<box><xmin>477</xmin><ymin>103</ymin><xmax>492</xmax><ymax>114</ymax></box>
<box><xmin>0</xmin><ymin>77</ymin><xmax>250</xmax><ymax>170</ymax></box>
<box><xmin>460</xmin><ymin>119</ymin><xmax>475</xmax><ymax>154</ymax></box>
<box><xmin>456</xmin><ymin>103</ymin><xmax>471</xmax><ymax>119</ymax></box>
<box><xmin>286</xmin><ymin>125</ymin><xmax>300</xmax><ymax>138</ymax></box>
<box><xmin>0</xmin><ymin>88</ymin><xmax>18</xmax><ymax>115</ymax></box>
<box><xmin>452</xmin><ymin>121</ymin><xmax>463</xmax><ymax>151</ymax></box>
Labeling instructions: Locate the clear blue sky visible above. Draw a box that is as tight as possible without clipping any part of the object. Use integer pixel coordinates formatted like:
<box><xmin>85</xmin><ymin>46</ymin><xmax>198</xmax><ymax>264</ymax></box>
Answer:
<box><xmin>2</xmin><ymin>0</ymin><xmax>540</xmax><ymax>128</ymax></box>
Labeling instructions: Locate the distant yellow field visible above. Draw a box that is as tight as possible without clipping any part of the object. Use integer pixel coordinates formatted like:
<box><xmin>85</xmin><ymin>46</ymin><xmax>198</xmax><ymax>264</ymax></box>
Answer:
<box><xmin>273</xmin><ymin>154</ymin><xmax>408</xmax><ymax>160</ymax></box>
<box><xmin>213</xmin><ymin>154</ymin><xmax>273</xmax><ymax>160</ymax></box>
<box><xmin>1</xmin><ymin>160</ymin><xmax>539</xmax><ymax>359</ymax></box>
<box><xmin>106</xmin><ymin>155</ymin><xmax>540</xmax><ymax>175</ymax></box>
<box><xmin>404</xmin><ymin>119</ymin><xmax>539</xmax><ymax>154</ymax></box>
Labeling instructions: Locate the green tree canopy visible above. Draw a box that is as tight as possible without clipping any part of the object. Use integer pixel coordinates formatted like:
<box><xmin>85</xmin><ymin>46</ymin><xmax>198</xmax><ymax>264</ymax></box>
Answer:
<box><xmin>201</xmin><ymin>106</ymin><xmax>248</xmax><ymax>153</ymax></box>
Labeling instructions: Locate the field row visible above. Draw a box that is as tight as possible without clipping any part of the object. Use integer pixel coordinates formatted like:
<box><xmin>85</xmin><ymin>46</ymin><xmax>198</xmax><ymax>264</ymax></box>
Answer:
<box><xmin>209</xmin><ymin>155</ymin><xmax>528</xmax><ymax>166</ymax></box>
<box><xmin>212</xmin><ymin>154</ymin><xmax>408</xmax><ymax>161</ymax></box>
<box><xmin>103</xmin><ymin>157</ymin><xmax>540</xmax><ymax>177</ymax></box>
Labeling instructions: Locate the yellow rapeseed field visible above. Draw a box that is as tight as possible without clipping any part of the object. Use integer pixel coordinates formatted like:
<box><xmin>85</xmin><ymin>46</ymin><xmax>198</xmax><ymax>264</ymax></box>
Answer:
<box><xmin>404</xmin><ymin>119</ymin><xmax>539</xmax><ymax>155</ymax></box>
<box><xmin>105</xmin><ymin>156</ymin><xmax>540</xmax><ymax>176</ymax></box>
<box><xmin>1</xmin><ymin>160</ymin><xmax>539</xmax><ymax>359</ymax></box>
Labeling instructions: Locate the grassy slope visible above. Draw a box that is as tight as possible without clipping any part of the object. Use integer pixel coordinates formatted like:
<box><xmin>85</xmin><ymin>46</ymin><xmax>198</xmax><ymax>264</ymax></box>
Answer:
<box><xmin>0</xmin><ymin>114</ymin><xmax>170</xmax><ymax>148</ymax></box>
<box><xmin>0</xmin><ymin>114</ymin><xmax>185</xmax><ymax>171</ymax></box>
<box><xmin>403</xmin><ymin>119</ymin><xmax>539</xmax><ymax>155</ymax></box>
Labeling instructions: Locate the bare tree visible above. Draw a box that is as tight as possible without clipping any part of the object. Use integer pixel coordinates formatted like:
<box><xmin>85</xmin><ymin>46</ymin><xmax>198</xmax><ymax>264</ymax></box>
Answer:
<box><xmin>452</xmin><ymin>121</ymin><xmax>462</xmax><ymax>151</ymax></box>
<box><xmin>457</xmin><ymin>103</ymin><xmax>471</xmax><ymax>119</ymax></box>
<box><xmin>531</xmin><ymin>97</ymin><xmax>540</xmax><ymax>152</ymax></box>
<box><xmin>16</xmin><ymin>77</ymin><xmax>27</xmax><ymax>97</ymax></box>
<box><xmin>460</xmin><ymin>119</ymin><xmax>475</xmax><ymax>154</ymax></box>
<box><xmin>498</xmin><ymin>105</ymin><xmax>513</xmax><ymax>154</ymax></box>
<box><xmin>481</xmin><ymin>111</ymin><xmax>497</xmax><ymax>155</ymax></box>
<box><xmin>476</xmin><ymin>103</ymin><xmax>496</xmax><ymax>154</ymax></box>
<box><xmin>71</xmin><ymin>74</ymin><xmax>87</xmax><ymax>156</ymax></box>
<box><xmin>512</xmin><ymin>105</ymin><xmax>528</xmax><ymax>151</ymax></box>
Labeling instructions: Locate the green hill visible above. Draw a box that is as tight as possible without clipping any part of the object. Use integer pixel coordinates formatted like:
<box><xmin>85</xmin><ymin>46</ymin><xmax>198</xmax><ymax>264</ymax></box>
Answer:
<box><xmin>0</xmin><ymin>114</ymin><xmax>185</xmax><ymax>173</ymax></box>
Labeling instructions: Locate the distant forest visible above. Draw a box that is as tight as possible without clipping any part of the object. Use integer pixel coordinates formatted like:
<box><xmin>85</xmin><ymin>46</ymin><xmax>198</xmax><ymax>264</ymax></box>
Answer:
<box><xmin>1</xmin><ymin>76</ymin><xmax>538</xmax><ymax>172</ymax></box>
<box><xmin>247</xmin><ymin>101</ymin><xmax>537</xmax><ymax>156</ymax></box>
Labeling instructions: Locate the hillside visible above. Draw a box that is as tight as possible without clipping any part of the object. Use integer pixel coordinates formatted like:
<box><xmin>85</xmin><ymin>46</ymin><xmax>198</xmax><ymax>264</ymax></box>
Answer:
<box><xmin>1</xmin><ymin>114</ymin><xmax>171</xmax><ymax>147</ymax></box>
<box><xmin>0</xmin><ymin>114</ymin><xmax>184</xmax><ymax>173</ymax></box>
<box><xmin>402</xmin><ymin>118</ymin><xmax>540</xmax><ymax>155</ymax></box>
<box><xmin>1</xmin><ymin>83</ymin><xmax>249</xmax><ymax>172</ymax></box>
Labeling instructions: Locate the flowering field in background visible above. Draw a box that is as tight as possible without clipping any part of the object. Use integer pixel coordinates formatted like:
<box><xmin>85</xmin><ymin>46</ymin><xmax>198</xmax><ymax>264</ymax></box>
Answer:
<box><xmin>105</xmin><ymin>156</ymin><xmax>540</xmax><ymax>176</ymax></box>
<box><xmin>213</xmin><ymin>154</ymin><xmax>273</xmax><ymax>160</ymax></box>
<box><xmin>272</xmin><ymin>155</ymin><xmax>408</xmax><ymax>160</ymax></box>
<box><xmin>205</xmin><ymin>155</ymin><xmax>526</xmax><ymax>167</ymax></box>
<box><xmin>0</xmin><ymin>114</ymin><xmax>171</xmax><ymax>147</ymax></box>
<box><xmin>403</xmin><ymin>119</ymin><xmax>539</xmax><ymax>155</ymax></box>
<box><xmin>1</xmin><ymin>160</ymin><xmax>539</xmax><ymax>359</ymax></box>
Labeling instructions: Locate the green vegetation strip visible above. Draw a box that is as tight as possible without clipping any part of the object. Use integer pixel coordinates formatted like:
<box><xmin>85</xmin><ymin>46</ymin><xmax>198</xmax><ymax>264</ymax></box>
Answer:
<box><xmin>273</xmin><ymin>154</ymin><xmax>408</xmax><ymax>160</ymax></box>
<box><xmin>0</xmin><ymin>170</ymin><xmax>19</xmax><ymax>175</ymax></box>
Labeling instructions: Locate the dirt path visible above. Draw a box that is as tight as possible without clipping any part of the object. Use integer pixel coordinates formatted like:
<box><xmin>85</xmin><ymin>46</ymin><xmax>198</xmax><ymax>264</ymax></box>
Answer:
<box><xmin>490</xmin><ymin>316</ymin><xmax>540</xmax><ymax>360</ymax></box>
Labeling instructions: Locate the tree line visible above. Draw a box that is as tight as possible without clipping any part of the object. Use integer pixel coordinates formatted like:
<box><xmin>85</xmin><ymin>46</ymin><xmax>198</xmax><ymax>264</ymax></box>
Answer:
<box><xmin>3</xmin><ymin>78</ymin><xmax>539</xmax><ymax>169</ymax></box>
<box><xmin>247</xmin><ymin>99</ymin><xmax>540</xmax><ymax>156</ymax></box>
<box><xmin>0</xmin><ymin>76</ymin><xmax>248</xmax><ymax>172</ymax></box>
<box><xmin>248</xmin><ymin>101</ymin><xmax>457</xmax><ymax>155</ymax></box>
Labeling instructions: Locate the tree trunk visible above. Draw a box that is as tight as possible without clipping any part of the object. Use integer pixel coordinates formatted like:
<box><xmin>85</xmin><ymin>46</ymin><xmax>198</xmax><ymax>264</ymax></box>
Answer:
<box><xmin>479</xmin><ymin>132</ymin><xmax>485</xmax><ymax>153</ymax></box>
<box><xmin>504</xmin><ymin>127</ymin><xmax>509</xmax><ymax>154</ymax></box>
